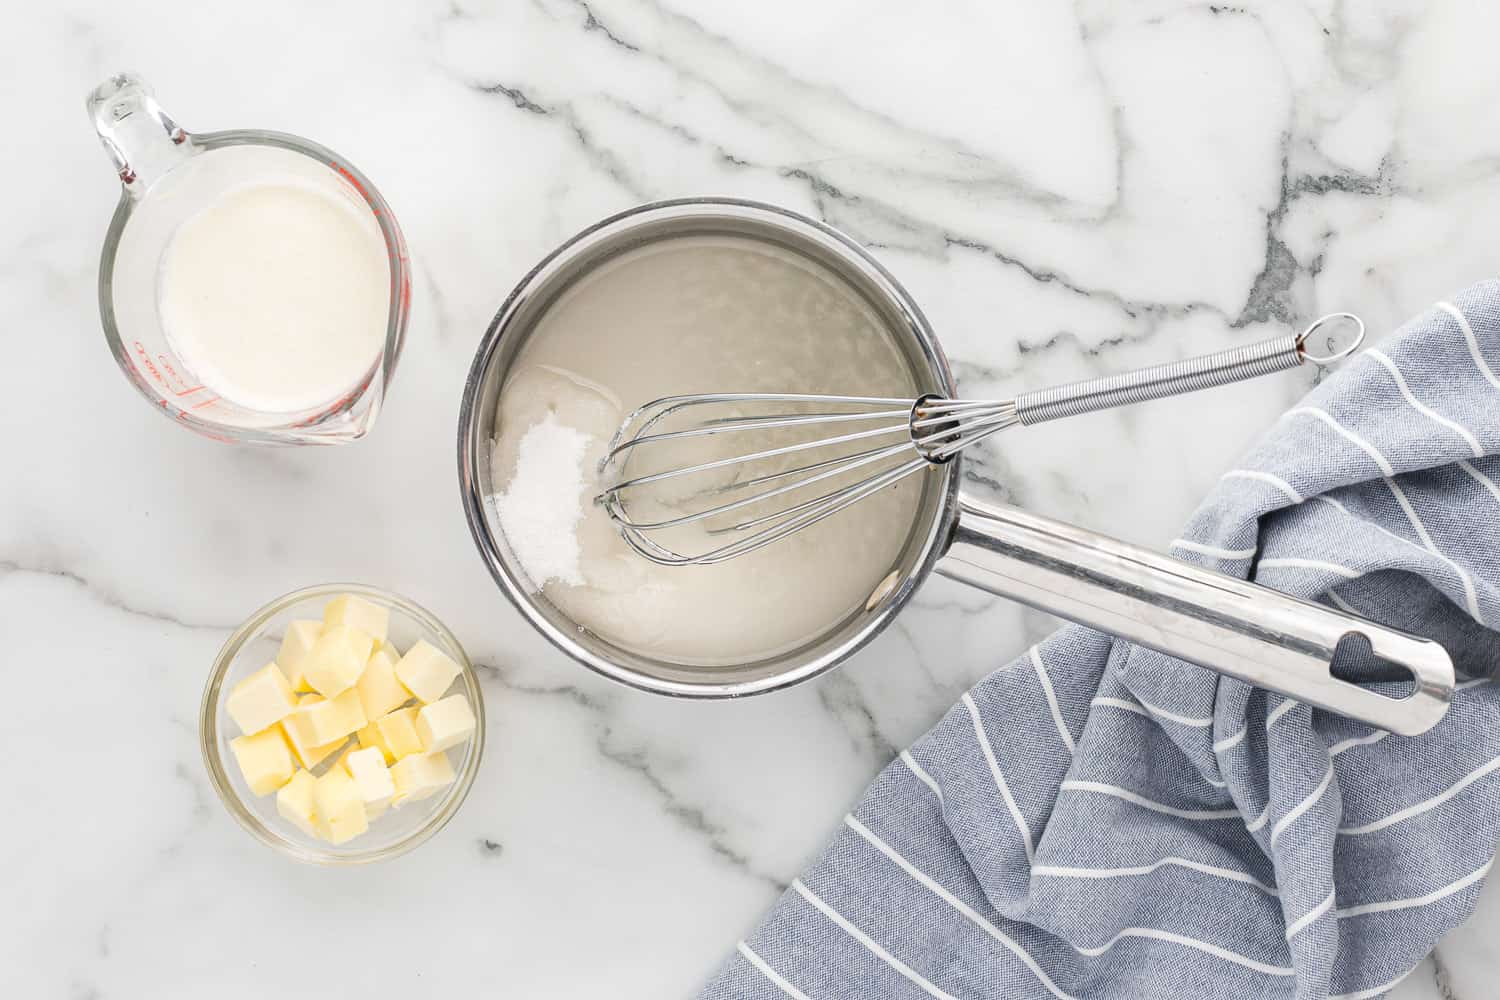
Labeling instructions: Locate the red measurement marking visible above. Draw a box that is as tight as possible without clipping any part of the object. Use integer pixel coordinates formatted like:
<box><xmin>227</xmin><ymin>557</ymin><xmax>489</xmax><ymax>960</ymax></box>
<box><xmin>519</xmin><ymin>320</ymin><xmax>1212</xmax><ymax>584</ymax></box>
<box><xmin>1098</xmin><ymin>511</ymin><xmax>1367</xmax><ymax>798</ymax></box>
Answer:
<box><xmin>133</xmin><ymin>341</ymin><xmax>167</xmax><ymax>387</ymax></box>
<box><xmin>330</xmin><ymin>162</ymin><xmax>370</xmax><ymax>199</ymax></box>
<box><xmin>156</xmin><ymin>354</ymin><xmax>207</xmax><ymax>396</ymax></box>
<box><xmin>189</xmin><ymin>394</ymin><xmax>220</xmax><ymax>410</ymax></box>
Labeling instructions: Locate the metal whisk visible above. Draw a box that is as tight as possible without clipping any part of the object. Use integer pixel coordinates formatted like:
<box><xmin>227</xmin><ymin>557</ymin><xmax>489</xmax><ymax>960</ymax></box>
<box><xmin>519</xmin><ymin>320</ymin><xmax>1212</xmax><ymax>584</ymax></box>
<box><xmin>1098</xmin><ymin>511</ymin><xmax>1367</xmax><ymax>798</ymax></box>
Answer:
<box><xmin>597</xmin><ymin>314</ymin><xmax>1364</xmax><ymax>566</ymax></box>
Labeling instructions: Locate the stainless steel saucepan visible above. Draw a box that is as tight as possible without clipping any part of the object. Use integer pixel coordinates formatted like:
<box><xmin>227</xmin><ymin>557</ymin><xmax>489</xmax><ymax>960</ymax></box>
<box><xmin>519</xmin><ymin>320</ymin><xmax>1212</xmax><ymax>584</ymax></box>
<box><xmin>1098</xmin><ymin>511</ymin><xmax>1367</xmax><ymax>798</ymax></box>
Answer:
<box><xmin>457</xmin><ymin>199</ymin><xmax>1453</xmax><ymax>735</ymax></box>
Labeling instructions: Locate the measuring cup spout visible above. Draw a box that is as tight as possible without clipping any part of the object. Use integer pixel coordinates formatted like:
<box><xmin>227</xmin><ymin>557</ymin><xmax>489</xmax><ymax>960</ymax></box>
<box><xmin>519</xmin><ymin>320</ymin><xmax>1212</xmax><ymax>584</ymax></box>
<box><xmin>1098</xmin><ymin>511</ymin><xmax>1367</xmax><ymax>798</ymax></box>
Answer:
<box><xmin>87</xmin><ymin>73</ymin><xmax>193</xmax><ymax>195</ymax></box>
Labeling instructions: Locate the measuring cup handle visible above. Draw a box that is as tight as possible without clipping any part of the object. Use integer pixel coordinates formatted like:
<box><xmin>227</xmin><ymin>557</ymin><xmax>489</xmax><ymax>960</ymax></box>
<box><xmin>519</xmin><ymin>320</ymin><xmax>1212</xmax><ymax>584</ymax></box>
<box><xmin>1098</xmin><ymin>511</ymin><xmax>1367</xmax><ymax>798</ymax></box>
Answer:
<box><xmin>934</xmin><ymin>495</ymin><xmax>1454</xmax><ymax>735</ymax></box>
<box><xmin>87</xmin><ymin>73</ymin><xmax>194</xmax><ymax>194</ymax></box>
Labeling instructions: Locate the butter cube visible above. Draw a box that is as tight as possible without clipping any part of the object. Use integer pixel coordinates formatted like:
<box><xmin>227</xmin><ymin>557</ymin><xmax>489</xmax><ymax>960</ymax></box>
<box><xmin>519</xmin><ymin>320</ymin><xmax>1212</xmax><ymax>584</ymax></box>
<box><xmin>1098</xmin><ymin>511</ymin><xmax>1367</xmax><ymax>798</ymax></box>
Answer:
<box><xmin>344</xmin><ymin>746</ymin><xmax>396</xmax><ymax>818</ymax></box>
<box><xmin>416</xmin><ymin>695</ymin><xmax>476</xmax><ymax>753</ymax></box>
<box><xmin>357</xmin><ymin>641</ymin><xmax>412</xmax><ymax>721</ymax></box>
<box><xmin>323</xmin><ymin>594</ymin><xmax>389</xmax><ymax>642</ymax></box>
<box><xmin>356</xmin><ymin>720</ymin><xmax>395</xmax><ymax>764</ymax></box>
<box><xmin>276</xmin><ymin>620</ymin><xmax>323</xmax><ymax>692</ymax></box>
<box><xmin>390</xmin><ymin>751</ymin><xmax>455</xmax><ymax>807</ymax></box>
<box><xmin>297</xmin><ymin>687</ymin><xmax>368</xmax><ymax>746</ymax></box>
<box><xmin>374</xmin><ymin>706</ymin><xmax>424</xmax><ymax>759</ymax></box>
<box><xmin>229</xmin><ymin>726</ymin><xmax>296</xmax><ymax>796</ymax></box>
<box><xmin>226</xmin><ymin>662</ymin><xmax>297</xmax><ymax>735</ymax></box>
<box><xmin>276</xmin><ymin>769</ymin><xmax>319</xmax><ymax>837</ymax></box>
<box><xmin>281</xmin><ymin>696</ymin><xmax>349</xmax><ymax>769</ymax></box>
<box><xmin>303</xmin><ymin>624</ymin><xmax>375</xmax><ymax>698</ymax></box>
<box><xmin>395</xmin><ymin>640</ymin><xmax>462</xmax><ymax>704</ymax></box>
<box><xmin>314</xmin><ymin>767</ymin><xmax>369</xmax><ymax>844</ymax></box>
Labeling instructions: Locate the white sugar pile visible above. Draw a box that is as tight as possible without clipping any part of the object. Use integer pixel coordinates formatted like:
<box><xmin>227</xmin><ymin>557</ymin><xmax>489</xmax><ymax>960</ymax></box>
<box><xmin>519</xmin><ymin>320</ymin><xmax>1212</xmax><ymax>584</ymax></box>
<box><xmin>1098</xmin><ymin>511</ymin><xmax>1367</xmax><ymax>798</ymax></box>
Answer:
<box><xmin>494</xmin><ymin>413</ymin><xmax>593</xmax><ymax>590</ymax></box>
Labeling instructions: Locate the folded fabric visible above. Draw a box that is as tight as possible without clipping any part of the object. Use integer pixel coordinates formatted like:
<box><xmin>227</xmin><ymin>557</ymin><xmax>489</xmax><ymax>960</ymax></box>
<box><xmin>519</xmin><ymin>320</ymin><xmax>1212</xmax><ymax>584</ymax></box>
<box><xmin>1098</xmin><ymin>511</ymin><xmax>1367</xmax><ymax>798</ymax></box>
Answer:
<box><xmin>701</xmin><ymin>282</ymin><xmax>1500</xmax><ymax>1000</ymax></box>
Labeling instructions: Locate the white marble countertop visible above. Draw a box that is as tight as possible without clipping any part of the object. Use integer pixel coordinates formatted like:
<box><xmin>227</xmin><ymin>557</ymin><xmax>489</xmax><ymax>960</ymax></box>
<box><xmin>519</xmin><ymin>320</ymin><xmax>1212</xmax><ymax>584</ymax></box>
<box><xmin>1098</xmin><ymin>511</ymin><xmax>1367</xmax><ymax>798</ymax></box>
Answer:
<box><xmin>7</xmin><ymin>1</ymin><xmax>1499</xmax><ymax>996</ymax></box>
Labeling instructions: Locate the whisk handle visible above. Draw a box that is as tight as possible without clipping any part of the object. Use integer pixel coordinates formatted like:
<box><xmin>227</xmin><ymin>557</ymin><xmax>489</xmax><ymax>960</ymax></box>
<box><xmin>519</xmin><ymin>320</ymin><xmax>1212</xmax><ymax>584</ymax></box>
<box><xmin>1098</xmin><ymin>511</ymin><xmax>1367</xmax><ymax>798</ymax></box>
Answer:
<box><xmin>1012</xmin><ymin>313</ymin><xmax>1364</xmax><ymax>426</ymax></box>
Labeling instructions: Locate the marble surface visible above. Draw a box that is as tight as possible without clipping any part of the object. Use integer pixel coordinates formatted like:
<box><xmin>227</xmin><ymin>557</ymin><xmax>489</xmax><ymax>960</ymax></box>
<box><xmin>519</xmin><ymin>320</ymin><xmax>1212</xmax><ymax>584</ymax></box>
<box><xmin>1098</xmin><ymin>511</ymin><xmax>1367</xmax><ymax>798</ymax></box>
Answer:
<box><xmin>7</xmin><ymin>0</ymin><xmax>1499</xmax><ymax>995</ymax></box>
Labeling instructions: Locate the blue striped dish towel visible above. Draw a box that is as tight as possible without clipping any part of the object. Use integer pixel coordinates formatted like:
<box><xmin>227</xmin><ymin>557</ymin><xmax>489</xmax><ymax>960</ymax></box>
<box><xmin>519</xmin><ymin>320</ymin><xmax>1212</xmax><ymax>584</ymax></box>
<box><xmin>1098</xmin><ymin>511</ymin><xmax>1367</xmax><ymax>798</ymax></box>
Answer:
<box><xmin>700</xmin><ymin>283</ymin><xmax>1500</xmax><ymax>1000</ymax></box>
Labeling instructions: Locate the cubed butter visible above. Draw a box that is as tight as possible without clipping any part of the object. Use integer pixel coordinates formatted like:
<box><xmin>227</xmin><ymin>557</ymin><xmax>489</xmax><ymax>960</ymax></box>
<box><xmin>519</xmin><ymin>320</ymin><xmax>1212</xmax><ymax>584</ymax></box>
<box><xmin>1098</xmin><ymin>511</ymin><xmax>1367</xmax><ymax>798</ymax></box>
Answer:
<box><xmin>276</xmin><ymin>619</ymin><xmax>323</xmax><ymax>692</ymax></box>
<box><xmin>356</xmin><ymin>720</ymin><xmax>395</xmax><ymax>764</ymax></box>
<box><xmin>395</xmin><ymin>640</ymin><xmax>462</xmax><ymax>704</ymax></box>
<box><xmin>229</xmin><ymin>726</ymin><xmax>296</xmax><ymax>796</ymax></box>
<box><xmin>298</xmin><ymin>687</ymin><xmax>368</xmax><ymax>746</ymax></box>
<box><xmin>390</xmin><ymin>751</ymin><xmax>455</xmax><ymax>808</ymax></box>
<box><xmin>357</xmin><ymin>642</ymin><xmax>412</xmax><ymax>721</ymax></box>
<box><xmin>323</xmin><ymin>594</ymin><xmax>389</xmax><ymax>642</ymax></box>
<box><xmin>373</xmin><ymin>706</ymin><xmax>424</xmax><ymax>759</ymax></box>
<box><xmin>303</xmin><ymin>624</ymin><xmax>375</xmax><ymax>698</ymax></box>
<box><xmin>314</xmin><ymin>767</ymin><xmax>369</xmax><ymax>844</ymax></box>
<box><xmin>416</xmin><ymin>694</ymin><xmax>476</xmax><ymax>753</ymax></box>
<box><xmin>226</xmin><ymin>662</ymin><xmax>297</xmax><ymax>735</ymax></box>
<box><xmin>344</xmin><ymin>746</ymin><xmax>396</xmax><ymax>819</ymax></box>
<box><xmin>276</xmin><ymin>769</ymin><xmax>319</xmax><ymax>837</ymax></box>
<box><xmin>281</xmin><ymin>696</ymin><xmax>348</xmax><ymax>769</ymax></box>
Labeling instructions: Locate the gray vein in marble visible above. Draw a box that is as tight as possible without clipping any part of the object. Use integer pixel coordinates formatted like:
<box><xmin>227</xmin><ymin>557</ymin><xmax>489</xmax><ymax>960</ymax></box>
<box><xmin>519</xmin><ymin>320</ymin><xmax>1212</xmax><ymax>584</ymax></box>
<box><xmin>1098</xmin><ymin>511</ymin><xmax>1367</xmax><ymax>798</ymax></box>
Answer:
<box><xmin>575</xmin><ymin>0</ymin><xmax>639</xmax><ymax>53</ymax></box>
<box><xmin>0</xmin><ymin>560</ymin><xmax>232</xmax><ymax>633</ymax></box>
<box><xmin>1240</xmin><ymin>134</ymin><xmax>1398</xmax><ymax>327</ymax></box>
<box><xmin>1431</xmin><ymin>946</ymin><xmax>1461</xmax><ymax>1000</ymax></box>
<box><xmin>471</xmin><ymin>658</ymin><xmax>787</xmax><ymax>890</ymax></box>
<box><xmin>469</xmin><ymin>81</ymin><xmax>650</xmax><ymax>199</ymax></box>
<box><xmin>816</xmin><ymin>674</ymin><xmax>897</xmax><ymax>763</ymax></box>
<box><xmin>173</xmin><ymin>760</ymin><xmax>212</xmax><ymax>822</ymax></box>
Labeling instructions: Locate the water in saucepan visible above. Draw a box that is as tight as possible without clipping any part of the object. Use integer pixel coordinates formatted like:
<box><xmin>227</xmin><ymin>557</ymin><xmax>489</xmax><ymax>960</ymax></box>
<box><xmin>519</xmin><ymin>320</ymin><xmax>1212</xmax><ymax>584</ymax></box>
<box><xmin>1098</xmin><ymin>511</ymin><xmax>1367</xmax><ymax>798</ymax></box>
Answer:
<box><xmin>489</xmin><ymin>235</ymin><xmax>926</xmax><ymax>665</ymax></box>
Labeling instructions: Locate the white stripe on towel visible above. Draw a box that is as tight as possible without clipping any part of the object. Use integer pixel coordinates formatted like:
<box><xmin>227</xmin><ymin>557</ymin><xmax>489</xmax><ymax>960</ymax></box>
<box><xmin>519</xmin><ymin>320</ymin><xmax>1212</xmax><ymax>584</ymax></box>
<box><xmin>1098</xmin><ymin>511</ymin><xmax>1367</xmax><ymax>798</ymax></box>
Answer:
<box><xmin>1223</xmin><ymin>469</ymin><xmax>1304</xmax><ymax>504</ymax></box>
<box><xmin>1138</xmin><ymin>699</ymin><xmax>1214</xmax><ymax>727</ymax></box>
<box><xmin>1366</xmin><ymin>349</ymin><xmax>1484</xmax><ymax>457</ymax></box>
<box><xmin>1329</xmin><ymin>730</ymin><xmax>1389</xmax><ymax>756</ymax></box>
<box><xmin>1267</xmin><ymin>699</ymin><xmax>1300</xmax><ymax>727</ymax></box>
<box><xmin>1072</xmin><ymin>927</ymin><xmax>1293</xmax><ymax>975</ymax></box>
<box><xmin>850</xmin><ymin>817</ymin><xmax>1289</xmax><ymax>982</ymax></box>
<box><xmin>1031</xmin><ymin>647</ymin><xmax>1076</xmax><ymax>754</ymax></box>
<box><xmin>900</xmin><ymin>750</ymin><xmax>944</xmax><ymax>803</ymax></box>
<box><xmin>1060</xmin><ymin>781</ymin><xmax>1241</xmax><ymax>820</ymax></box>
<box><xmin>1214</xmin><ymin>725</ymin><xmax>1248</xmax><ymax>753</ymax></box>
<box><xmin>1459</xmin><ymin>460</ymin><xmax>1500</xmax><ymax>507</ymax></box>
<box><xmin>1340</xmin><ymin>756</ymin><xmax>1500</xmax><ymax>835</ymax></box>
<box><xmin>1246</xmin><ymin>803</ymin><xmax>1272</xmax><ymax>834</ymax></box>
<box><xmin>1326</xmin><ymin>589</ymin><xmax>1359</xmax><ymax>614</ymax></box>
<box><xmin>1092</xmin><ymin>695</ymin><xmax>1212</xmax><ymax>728</ymax></box>
<box><xmin>844</xmin><ymin>817</ymin><xmax>1079</xmax><ymax>1000</ymax></box>
<box><xmin>963</xmin><ymin>693</ymin><xmax>1035</xmax><ymax>861</ymax></box>
<box><xmin>792</xmin><ymin>880</ymin><xmax>959</xmax><ymax>1000</ymax></box>
<box><xmin>1285</xmin><ymin>890</ymin><xmax>1336</xmax><ymax>940</ymax></box>
<box><xmin>1092</xmin><ymin>696</ymin><xmax>1149</xmax><ymax>718</ymax></box>
<box><xmin>1438</xmin><ymin>300</ymin><xmax>1500</xmax><ymax>391</ymax></box>
<box><xmin>1312</xmin><ymin>494</ymin><xmax>1483</xmax><ymax>621</ymax></box>
<box><xmin>1335</xmin><ymin>859</ymin><xmax>1495</xmax><ymax>920</ymax></box>
<box><xmin>1271</xmin><ymin>765</ymin><xmax>1334</xmax><ymax>847</ymax></box>
<box><xmin>1286</xmin><ymin>407</ymin><xmax>1394</xmax><ymax>476</ymax></box>
<box><xmin>738</xmin><ymin>942</ymin><xmax>812</xmax><ymax>1000</ymax></box>
<box><xmin>1170</xmin><ymin>539</ymin><xmax>1258</xmax><ymax>560</ymax></box>
<box><xmin>1384</xmin><ymin>478</ymin><xmax>1482</xmax><ymax>620</ymax></box>
<box><xmin>1033</xmin><ymin>857</ymin><xmax>1278</xmax><ymax>896</ymax></box>
<box><xmin>1258</xmin><ymin>557</ymin><xmax>1362</xmax><ymax>579</ymax></box>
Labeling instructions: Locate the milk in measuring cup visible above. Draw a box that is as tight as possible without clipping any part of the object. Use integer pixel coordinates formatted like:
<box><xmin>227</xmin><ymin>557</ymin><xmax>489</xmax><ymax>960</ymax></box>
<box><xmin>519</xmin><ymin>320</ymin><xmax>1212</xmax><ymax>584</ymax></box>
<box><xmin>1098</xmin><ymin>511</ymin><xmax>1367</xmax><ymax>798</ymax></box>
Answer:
<box><xmin>157</xmin><ymin>180</ymin><xmax>390</xmax><ymax>414</ymax></box>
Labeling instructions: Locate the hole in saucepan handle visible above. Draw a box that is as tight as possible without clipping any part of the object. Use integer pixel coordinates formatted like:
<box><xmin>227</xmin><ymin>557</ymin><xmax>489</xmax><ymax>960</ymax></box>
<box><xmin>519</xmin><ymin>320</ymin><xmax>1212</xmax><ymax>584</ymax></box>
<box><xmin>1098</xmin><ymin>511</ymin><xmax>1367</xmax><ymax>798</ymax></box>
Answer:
<box><xmin>1329</xmin><ymin>631</ymin><xmax>1418</xmax><ymax>699</ymax></box>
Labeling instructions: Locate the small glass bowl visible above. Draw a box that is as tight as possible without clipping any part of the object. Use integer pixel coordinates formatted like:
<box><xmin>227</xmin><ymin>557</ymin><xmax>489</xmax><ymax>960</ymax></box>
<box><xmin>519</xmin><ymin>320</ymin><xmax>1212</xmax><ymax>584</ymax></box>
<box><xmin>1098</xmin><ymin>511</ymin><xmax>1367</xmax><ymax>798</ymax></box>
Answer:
<box><xmin>200</xmin><ymin>583</ymin><xmax>484</xmax><ymax>864</ymax></box>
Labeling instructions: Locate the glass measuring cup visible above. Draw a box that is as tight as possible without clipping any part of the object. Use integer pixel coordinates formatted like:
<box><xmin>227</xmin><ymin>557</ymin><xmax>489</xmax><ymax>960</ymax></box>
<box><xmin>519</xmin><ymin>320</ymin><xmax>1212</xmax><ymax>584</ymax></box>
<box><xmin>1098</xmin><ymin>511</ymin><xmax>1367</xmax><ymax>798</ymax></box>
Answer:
<box><xmin>87</xmin><ymin>73</ymin><xmax>411</xmax><ymax>444</ymax></box>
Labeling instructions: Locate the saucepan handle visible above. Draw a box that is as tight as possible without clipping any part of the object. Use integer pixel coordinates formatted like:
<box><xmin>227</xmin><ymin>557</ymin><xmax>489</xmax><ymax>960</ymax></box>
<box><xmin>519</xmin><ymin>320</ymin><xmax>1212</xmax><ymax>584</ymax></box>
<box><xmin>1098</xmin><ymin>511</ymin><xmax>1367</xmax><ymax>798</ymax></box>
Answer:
<box><xmin>933</xmin><ymin>495</ymin><xmax>1454</xmax><ymax>735</ymax></box>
